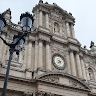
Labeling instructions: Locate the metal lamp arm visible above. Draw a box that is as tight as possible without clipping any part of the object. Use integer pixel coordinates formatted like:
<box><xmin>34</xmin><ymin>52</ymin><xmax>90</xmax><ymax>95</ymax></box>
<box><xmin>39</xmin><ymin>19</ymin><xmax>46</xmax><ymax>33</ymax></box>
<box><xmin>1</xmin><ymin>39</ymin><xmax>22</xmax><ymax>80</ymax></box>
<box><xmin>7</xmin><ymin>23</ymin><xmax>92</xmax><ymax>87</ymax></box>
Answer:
<box><xmin>0</xmin><ymin>36</ymin><xmax>11</xmax><ymax>46</ymax></box>
<box><xmin>14</xmin><ymin>32</ymin><xmax>27</xmax><ymax>45</ymax></box>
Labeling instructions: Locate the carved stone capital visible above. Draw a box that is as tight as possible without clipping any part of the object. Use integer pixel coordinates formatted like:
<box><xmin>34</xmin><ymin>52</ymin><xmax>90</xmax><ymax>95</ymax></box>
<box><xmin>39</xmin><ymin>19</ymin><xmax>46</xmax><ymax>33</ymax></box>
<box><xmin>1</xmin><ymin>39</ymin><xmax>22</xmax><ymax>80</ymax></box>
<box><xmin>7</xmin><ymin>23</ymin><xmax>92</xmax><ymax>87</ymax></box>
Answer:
<box><xmin>75</xmin><ymin>51</ymin><xmax>79</xmax><ymax>55</ymax></box>
<box><xmin>38</xmin><ymin>39</ymin><xmax>43</xmax><ymax>43</ymax></box>
<box><xmin>28</xmin><ymin>35</ymin><xmax>35</xmax><ymax>42</ymax></box>
<box><xmin>35</xmin><ymin>40</ymin><xmax>39</xmax><ymax>45</ymax></box>
<box><xmin>69</xmin><ymin>45</ymin><xmax>79</xmax><ymax>52</ymax></box>
<box><xmin>45</xmin><ymin>41</ymin><xmax>50</xmax><ymax>45</ymax></box>
<box><xmin>79</xmin><ymin>52</ymin><xmax>84</xmax><ymax>58</ymax></box>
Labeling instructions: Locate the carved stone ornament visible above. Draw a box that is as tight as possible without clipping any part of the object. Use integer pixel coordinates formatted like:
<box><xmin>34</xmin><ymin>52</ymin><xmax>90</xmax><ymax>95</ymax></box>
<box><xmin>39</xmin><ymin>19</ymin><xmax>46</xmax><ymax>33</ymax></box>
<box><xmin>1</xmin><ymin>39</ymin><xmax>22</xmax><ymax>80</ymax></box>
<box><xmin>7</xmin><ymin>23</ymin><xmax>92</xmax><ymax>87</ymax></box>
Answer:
<box><xmin>69</xmin><ymin>45</ymin><xmax>79</xmax><ymax>52</ymax></box>
<box><xmin>84</xmin><ymin>56</ymin><xmax>96</xmax><ymax>69</ymax></box>
<box><xmin>42</xmin><ymin>76</ymin><xmax>59</xmax><ymax>83</ymax></box>
<box><xmin>50</xmin><ymin>9</ymin><xmax>63</xmax><ymax>22</ymax></box>
<box><xmin>69</xmin><ymin>79</ymin><xmax>85</xmax><ymax>89</ymax></box>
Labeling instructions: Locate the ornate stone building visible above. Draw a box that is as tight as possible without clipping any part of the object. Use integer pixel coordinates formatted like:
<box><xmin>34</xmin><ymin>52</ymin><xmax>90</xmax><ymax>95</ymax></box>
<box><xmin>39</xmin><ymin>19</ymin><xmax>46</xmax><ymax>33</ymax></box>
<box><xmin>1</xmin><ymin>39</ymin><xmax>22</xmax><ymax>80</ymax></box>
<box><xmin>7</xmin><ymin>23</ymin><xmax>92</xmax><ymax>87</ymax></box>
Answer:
<box><xmin>0</xmin><ymin>0</ymin><xmax>96</xmax><ymax>96</ymax></box>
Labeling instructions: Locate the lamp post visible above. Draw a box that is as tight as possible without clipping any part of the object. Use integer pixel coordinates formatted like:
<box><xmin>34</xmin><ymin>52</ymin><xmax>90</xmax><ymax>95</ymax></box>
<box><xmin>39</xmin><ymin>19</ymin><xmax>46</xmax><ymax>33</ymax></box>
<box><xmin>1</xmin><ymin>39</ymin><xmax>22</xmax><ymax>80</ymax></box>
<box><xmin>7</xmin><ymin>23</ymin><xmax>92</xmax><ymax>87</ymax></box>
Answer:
<box><xmin>0</xmin><ymin>12</ymin><xmax>34</xmax><ymax>96</ymax></box>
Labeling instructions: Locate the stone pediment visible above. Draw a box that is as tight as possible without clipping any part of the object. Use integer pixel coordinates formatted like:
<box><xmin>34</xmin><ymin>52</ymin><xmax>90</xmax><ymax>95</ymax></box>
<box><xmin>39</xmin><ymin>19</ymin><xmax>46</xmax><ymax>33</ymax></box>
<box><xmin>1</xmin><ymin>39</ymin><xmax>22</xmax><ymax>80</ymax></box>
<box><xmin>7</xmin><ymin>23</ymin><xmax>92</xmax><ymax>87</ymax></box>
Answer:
<box><xmin>36</xmin><ymin>72</ymin><xmax>90</xmax><ymax>91</ymax></box>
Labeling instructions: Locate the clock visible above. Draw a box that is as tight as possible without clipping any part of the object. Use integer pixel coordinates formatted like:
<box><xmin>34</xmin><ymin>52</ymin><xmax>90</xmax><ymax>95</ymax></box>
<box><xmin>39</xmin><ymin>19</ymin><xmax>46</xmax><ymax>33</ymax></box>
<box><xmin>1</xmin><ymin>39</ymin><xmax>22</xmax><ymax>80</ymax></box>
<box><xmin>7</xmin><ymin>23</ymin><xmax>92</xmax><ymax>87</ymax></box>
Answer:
<box><xmin>52</xmin><ymin>55</ymin><xmax>65</xmax><ymax>70</ymax></box>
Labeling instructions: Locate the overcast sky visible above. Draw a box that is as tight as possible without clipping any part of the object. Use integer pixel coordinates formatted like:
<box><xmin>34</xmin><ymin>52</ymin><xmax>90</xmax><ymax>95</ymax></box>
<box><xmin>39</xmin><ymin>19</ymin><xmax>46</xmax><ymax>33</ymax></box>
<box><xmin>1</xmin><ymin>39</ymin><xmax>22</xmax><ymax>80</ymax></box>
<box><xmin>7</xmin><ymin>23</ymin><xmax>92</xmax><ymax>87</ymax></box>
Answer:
<box><xmin>0</xmin><ymin>0</ymin><xmax>96</xmax><ymax>49</ymax></box>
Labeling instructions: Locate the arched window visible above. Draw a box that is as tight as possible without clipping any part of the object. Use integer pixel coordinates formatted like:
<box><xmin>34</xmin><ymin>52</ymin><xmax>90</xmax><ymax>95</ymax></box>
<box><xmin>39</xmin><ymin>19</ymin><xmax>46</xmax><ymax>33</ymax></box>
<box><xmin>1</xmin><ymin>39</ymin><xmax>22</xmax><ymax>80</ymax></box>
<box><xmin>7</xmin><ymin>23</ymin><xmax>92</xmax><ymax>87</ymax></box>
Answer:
<box><xmin>88</xmin><ymin>68</ymin><xmax>94</xmax><ymax>80</ymax></box>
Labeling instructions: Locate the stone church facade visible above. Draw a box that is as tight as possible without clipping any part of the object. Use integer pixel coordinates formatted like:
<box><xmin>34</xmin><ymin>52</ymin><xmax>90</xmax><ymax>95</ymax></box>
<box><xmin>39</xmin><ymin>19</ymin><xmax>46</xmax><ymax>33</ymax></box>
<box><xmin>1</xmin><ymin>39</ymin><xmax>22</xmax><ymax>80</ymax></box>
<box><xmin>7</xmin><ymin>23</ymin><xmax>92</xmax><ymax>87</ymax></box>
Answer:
<box><xmin>0</xmin><ymin>0</ymin><xmax>96</xmax><ymax>96</ymax></box>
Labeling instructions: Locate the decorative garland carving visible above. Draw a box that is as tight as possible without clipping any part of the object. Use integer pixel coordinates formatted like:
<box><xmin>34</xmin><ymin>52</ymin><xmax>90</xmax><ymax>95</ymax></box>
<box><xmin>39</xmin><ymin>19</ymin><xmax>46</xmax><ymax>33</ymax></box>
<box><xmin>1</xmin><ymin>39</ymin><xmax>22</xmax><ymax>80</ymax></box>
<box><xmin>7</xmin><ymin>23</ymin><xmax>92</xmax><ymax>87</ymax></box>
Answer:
<box><xmin>42</xmin><ymin>76</ymin><xmax>59</xmax><ymax>83</ymax></box>
<box><xmin>69</xmin><ymin>79</ymin><xmax>85</xmax><ymax>89</ymax></box>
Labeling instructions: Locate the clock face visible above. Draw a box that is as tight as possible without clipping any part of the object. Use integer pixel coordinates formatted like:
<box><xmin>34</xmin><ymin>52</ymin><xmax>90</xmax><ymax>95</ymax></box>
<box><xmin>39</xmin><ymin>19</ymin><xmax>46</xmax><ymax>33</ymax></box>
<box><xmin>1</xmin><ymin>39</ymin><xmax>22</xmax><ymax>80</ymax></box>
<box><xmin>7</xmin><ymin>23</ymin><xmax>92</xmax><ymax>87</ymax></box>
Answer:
<box><xmin>52</xmin><ymin>55</ymin><xmax>65</xmax><ymax>70</ymax></box>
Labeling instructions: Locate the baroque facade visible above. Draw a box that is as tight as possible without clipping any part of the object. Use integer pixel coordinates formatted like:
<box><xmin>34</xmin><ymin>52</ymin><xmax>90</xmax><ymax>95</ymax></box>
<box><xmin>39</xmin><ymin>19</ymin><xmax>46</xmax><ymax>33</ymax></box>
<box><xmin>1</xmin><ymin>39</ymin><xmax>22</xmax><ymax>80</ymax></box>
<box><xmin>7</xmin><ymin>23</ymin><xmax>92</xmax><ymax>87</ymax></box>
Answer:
<box><xmin>0</xmin><ymin>0</ymin><xmax>96</xmax><ymax>96</ymax></box>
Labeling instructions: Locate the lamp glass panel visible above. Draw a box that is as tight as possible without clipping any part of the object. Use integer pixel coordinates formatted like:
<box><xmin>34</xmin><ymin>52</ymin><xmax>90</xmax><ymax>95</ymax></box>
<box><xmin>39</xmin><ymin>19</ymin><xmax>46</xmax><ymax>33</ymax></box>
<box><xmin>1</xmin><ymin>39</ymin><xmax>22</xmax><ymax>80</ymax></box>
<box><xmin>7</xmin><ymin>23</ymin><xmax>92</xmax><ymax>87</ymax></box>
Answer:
<box><xmin>0</xmin><ymin>19</ymin><xmax>4</xmax><ymax>31</ymax></box>
<box><xmin>21</xmin><ymin>17</ymin><xmax>32</xmax><ymax>28</ymax></box>
<box><xmin>27</xmin><ymin>18</ymin><xmax>32</xmax><ymax>28</ymax></box>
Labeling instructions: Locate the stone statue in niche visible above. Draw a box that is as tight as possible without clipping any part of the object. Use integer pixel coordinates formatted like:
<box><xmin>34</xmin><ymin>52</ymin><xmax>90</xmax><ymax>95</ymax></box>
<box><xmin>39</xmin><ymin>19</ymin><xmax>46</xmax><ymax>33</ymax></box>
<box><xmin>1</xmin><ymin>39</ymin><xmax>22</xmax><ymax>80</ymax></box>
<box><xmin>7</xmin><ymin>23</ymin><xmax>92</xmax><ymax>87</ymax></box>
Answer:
<box><xmin>54</xmin><ymin>22</ymin><xmax>60</xmax><ymax>35</ymax></box>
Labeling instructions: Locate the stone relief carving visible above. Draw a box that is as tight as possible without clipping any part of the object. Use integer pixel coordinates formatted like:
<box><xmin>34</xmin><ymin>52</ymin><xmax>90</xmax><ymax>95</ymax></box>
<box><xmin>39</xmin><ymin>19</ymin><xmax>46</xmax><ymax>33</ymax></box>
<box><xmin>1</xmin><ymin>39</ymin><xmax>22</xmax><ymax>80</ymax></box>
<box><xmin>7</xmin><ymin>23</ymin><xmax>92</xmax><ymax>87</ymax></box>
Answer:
<box><xmin>42</xmin><ymin>76</ymin><xmax>59</xmax><ymax>83</ymax></box>
<box><xmin>50</xmin><ymin>9</ymin><xmax>63</xmax><ymax>22</ymax></box>
<box><xmin>83</xmin><ymin>56</ymin><xmax>96</xmax><ymax>81</ymax></box>
<box><xmin>69</xmin><ymin>79</ymin><xmax>85</xmax><ymax>89</ymax></box>
<box><xmin>51</xmin><ymin>43</ymin><xmax>68</xmax><ymax>57</ymax></box>
<box><xmin>84</xmin><ymin>56</ymin><xmax>96</xmax><ymax>69</ymax></box>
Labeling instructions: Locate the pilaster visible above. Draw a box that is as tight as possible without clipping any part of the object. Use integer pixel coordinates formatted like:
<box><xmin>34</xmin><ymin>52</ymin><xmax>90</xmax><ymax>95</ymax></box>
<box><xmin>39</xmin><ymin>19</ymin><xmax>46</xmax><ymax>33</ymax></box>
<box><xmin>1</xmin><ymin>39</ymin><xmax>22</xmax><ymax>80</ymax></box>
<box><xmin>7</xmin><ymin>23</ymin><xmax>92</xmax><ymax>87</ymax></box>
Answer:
<box><xmin>46</xmin><ymin>13</ymin><xmax>49</xmax><ymax>29</ymax></box>
<box><xmin>69</xmin><ymin>50</ymin><xmax>76</xmax><ymax>76</ymax></box>
<box><xmin>46</xmin><ymin>42</ymin><xmax>51</xmax><ymax>70</ymax></box>
<box><xmin>26</xmin><ymin>41</ymin><xmax>32</xmax><ymax>79</ymax></box>
<box><xmin>66</xmin><ymin>22</ymin><xmax>70</xmax><ymax>37</ymax></box>
<box><xmin>38</xmin><ymin>40</ymin><xmax>43</xmax><ymax>68</ymax></box>
<box><xmin>34</xmin><ymin>40</ymin><xmax>38</xmax><ymax>70</ymax></box>
<box><xmin>39</xmin><ymin>11</ymin><xmax>42</xmax><ymax>26</ymax></box>
<box><xmin>80</xmin><ymin>57</ymin><xmax>87</xmax><ymax>80</ymax></box>
<box><xmin>75</xmin><ymin>52</ymin><xmax>82</xmax><ymax>78</ymax></box>
<box><xmin>66</xmin><ymin>52</ymin><xmax>71</xmax><ymax>74</ymax></box>
<box><xmin>71</xmin><ymin>24</ymin><xmax>75</xmax><ymax>38</ymax></box>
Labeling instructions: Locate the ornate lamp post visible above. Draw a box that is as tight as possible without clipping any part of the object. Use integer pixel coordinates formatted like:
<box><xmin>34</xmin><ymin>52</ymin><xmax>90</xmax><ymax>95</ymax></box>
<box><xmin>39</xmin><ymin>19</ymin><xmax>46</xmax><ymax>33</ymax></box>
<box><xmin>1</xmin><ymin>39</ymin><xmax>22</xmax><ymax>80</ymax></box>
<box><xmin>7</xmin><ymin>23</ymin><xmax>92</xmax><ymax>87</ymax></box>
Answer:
<box><xmin>0</xmin><ymin>12</ymin><xmax>34</xmax><ymax>96</ymax></box>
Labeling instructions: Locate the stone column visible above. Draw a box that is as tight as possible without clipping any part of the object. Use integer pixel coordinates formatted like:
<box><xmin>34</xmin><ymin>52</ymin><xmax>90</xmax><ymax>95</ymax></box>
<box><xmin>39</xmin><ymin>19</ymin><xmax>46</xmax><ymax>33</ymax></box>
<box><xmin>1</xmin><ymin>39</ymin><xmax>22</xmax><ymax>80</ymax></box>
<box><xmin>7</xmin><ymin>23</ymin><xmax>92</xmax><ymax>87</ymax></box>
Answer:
<box><xmin>66</xmin><ymin>52</ymin><xmax>71</xmax><ymax>74</ymax></box>
<box><xmin>39</xmin><ymin>11</ymin><xmax>42</xmax><ymax>26</ymax></box>
<box><xmin>46</xmin><ymin>14</ymin><xmax>49</xmax><ymax>29</ymax></box>
<box><xmin>71</xmin><ymin>24</ymin><xmax>75</xmax><ymax>38</ymax></box>
<box><xmin>0</xmin><ymin>34</ymin><xmax>5</xmax><ymax>62</ymax></box>
<box><xmin>81</xmin><ymin>58</ymin><xmax>87</xmax><ymax>80</ymax></box>
<box><xmin>23</xmin><ymin>43</ymin><xmax>28</xmax><ymax>70</ymax></box>
<box><xmin>46</xmin><ymin>42</ymin><xmax>51</xmax><ymax>70</ymax></box>
<box><xmin>36</xmin><ymin>9</ymin><xmax>39</xmax><ymax>28</ymax></box>
<box><xmin>75</xmin><ymin>52</ymin><xmax>82</xmax><ymax>78</ymax></box>
<box><xmin>26</xmin><ymin>41</ymin><xmax>32</xmax><ymax>79</ymax></box>
<box><xmin>70</xmin><ymin>50</ymin><xmax>76</xmax><ymax>76</ymax></box>
<box><xmin>66</xmin><ymin>22</ymin><xmax>70</xmax><ymax>37</ymax></box>
<box><xmin>38</xmin><ymin>40</ymin><xmax>43</xmax><ymax>68</ymax></box>
<box><xmin>34</xmin><ymin>41</ymin><xmax>38</xmax><ymax>70</ymax></box>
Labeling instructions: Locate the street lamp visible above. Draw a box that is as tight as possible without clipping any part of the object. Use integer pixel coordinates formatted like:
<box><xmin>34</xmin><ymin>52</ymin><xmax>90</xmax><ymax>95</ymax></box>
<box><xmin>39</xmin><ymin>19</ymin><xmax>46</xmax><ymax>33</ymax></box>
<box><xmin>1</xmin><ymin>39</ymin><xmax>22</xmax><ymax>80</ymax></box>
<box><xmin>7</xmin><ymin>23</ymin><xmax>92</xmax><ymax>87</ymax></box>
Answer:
<box><xmin>0</xmin><ymin>12</ymin><xmax>34</xmax><ymax>96</ymax></box>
